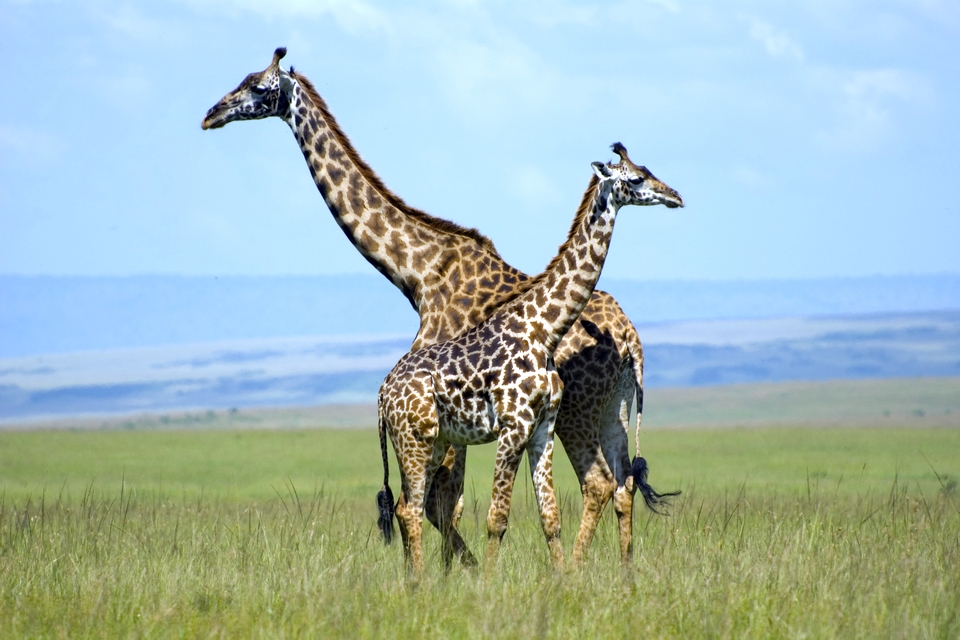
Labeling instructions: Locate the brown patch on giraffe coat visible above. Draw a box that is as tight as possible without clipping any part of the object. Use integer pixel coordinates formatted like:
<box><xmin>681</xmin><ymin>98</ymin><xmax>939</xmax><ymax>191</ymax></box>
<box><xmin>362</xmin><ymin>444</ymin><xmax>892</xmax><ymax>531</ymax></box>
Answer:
<box><xmin>390</xmin><ymin>231</ymin><xmax>408</xmax><ymax>265</ymax></box>
<box><xmin>366</xmin><ymin>210</ymin><xmax>387</xmax><ymax>238</ymax></box>
<box><xmin>313</xmin><ymin>134</ymin><xmax>327</xmax><ymax>156</ymax></box>
<box><xmin>328</xmin><ymin>144</ymin><xmax>346</xmax><ymax>165</ymax></box>
<box><xmin>366</xmin><ymin>185</ymin><xmax>383</xmax><ymax>208</ymax></box>
<box><xmin>350</xmin><ymin>188</ymin><xmax>364</xmax><ymax>212</ymax></box>
<box><xmin>359</xmin><ymin>230</ymin><xmax>379</xmax><ymax>253</ymax></box>
<box><xmin>328</xmin><ymin>165</ymin><xmax>346</xmax><ymax>186</ymax></box>
<box><xmin>542</xmin><ymin>304</ymin><xmax>562</xmax><ymax>324</ymax></box>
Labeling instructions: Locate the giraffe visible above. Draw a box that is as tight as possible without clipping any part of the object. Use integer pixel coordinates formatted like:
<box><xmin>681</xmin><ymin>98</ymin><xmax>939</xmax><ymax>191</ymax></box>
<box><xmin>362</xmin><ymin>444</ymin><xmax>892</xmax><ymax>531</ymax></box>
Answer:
<box><xmin>376</xmin><ymin>154</ymin><xmax>683</xmax><ymax>574</ymax></box>
<box><xmin>202</xmin><ymin>48</ymin><xmax>680</xmax><ymax>566</ymax></box>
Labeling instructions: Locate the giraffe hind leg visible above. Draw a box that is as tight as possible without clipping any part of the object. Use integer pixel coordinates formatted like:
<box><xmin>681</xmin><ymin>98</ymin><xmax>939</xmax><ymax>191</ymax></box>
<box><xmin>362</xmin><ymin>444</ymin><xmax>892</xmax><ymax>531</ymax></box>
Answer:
<box><xmin>560</xmin><ymin>412</ymin><xmax>616</xmax><ymax>566</ymax></box>
<box><xmin>485</xmin><ymin>433</ymin><xmax>525</xmax><ymax>572</ymax></box>
<box><xmin>391</xmin><ymin>418</ymin><xmax>438</xmax><ymax>576</ymax></box>
<box><xmin>571</xmin><ymin>458</ymin><xmax>616</xmax><ymax>566</ymax></box>
<box><xmin>425</xmin><ymin>444</ymin><xmax>478</xmax><ymax>570</ymax></box>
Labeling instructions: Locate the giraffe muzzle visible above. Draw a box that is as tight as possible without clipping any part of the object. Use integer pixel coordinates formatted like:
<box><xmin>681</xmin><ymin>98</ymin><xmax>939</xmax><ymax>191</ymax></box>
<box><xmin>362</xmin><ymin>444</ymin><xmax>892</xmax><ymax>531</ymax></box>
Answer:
<box><xmin>201</xmin><ymin>108</ymin><xmax>225</xmax><ymax>130</ymax></box>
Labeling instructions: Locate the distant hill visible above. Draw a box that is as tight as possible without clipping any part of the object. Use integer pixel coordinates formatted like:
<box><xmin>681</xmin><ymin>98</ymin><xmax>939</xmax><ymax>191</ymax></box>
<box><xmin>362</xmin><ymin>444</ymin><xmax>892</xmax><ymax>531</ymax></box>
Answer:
<box><xmin>601</xmin><ymin>274</ymin><xmax>960</xmax><ymax>325</ymax></box>
<box><xmin>1</xmin><ymin>274</ymin><xmax>418</xmax><ymax>358</ymax></box>
<box><xmin>2</xmin><ymin>273</ymin><xmax>959</xmax><ymax>357</ymax></box>
<box><xmin>3</xmin><ymin>310</ymin><xmax>958</xmax><ymax>422</ymax></box>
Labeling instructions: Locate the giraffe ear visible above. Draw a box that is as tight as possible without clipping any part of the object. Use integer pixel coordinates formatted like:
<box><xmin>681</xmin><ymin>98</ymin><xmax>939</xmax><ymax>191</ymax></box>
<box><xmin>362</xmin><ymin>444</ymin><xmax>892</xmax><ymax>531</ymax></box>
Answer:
<box><xmin>591</xmin><ymin>162</ymin><xmax>613</xmax><ymax>179</ymax></box>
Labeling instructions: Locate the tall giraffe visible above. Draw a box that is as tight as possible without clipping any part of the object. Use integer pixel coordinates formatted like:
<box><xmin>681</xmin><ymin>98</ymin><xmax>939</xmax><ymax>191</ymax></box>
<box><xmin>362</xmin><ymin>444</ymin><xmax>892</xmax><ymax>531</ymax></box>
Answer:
<box><xmin>202</xmin><ymin>48</ymin><xmax>680</xmax><ymax>566</ymax></box>
<box><xmin>377</xmin><ymin>155</ymin><xmax>683</xmax><ymax>574</ymax></box>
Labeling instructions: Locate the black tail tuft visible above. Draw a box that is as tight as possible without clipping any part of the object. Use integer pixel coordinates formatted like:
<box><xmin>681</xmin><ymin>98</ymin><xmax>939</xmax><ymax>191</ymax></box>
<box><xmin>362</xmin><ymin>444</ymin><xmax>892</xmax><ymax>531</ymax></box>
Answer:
<box><xmin>376</xmin><ymin>485</ymin><xmax>395</xmax><ymax>544</ymax></box>
<box><xmin>632</xmin><ymin>456</ymin><xmax>681</xmax><ymax>515</ymax></box>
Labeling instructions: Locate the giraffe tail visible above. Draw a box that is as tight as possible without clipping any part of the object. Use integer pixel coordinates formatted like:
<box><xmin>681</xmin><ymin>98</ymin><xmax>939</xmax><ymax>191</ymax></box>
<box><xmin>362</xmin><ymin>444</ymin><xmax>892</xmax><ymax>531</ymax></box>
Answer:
<box><xmin>624</xmin><ymin>324</ymin><xmax>681</xmax><ymax>514</ymax></box>
<box><xmin>376</xmin><ymin>408</ymin><xmax>396</xmax><ymax>545</ymax></box>
<box><xmin>631</xmin><ymin>456</ymin><xmax>681</xmax><ymax>515</ymax></box>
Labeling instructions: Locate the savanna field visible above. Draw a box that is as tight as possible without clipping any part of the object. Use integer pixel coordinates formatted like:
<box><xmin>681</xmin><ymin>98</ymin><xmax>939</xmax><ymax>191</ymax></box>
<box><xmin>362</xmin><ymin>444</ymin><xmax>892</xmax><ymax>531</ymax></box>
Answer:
<box><xmin>2</xmin><ymin>378</ymin><xmax>958</xmax><ymax>638</ymax></box>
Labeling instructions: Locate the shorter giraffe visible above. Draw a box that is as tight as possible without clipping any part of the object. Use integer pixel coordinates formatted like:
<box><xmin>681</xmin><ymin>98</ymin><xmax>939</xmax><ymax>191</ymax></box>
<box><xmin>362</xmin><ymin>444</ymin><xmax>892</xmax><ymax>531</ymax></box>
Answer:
<box><xmin>376</xmin><ymin>148</ymin><xmax>683</xmax><ymax>574</ymax></box>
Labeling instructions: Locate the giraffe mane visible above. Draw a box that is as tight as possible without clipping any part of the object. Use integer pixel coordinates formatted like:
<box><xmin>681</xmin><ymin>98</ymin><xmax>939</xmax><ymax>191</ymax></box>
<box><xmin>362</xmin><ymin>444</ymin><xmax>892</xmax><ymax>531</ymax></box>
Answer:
<box><xmin>289</xmin><ymin>70</ymin><xmax>501</xmax><ymax>257</ymax></box>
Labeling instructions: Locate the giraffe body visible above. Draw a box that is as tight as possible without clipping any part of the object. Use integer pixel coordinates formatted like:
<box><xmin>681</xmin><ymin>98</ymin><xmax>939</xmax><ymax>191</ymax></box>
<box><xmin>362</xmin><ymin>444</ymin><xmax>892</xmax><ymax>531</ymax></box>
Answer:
<box><xmin>376</xmin><ymin>160</ymin><xmax>683</xmax><ymax>574</ymax></box>
<box><xmin>379</xmin><ymin>317</ymin><xmax>566</xmax><ymax>572</ymax></box>
<box><xmin>202</xmin><ymin>49</ymin><xmax>680</xmax><ymax>567</ymax></box>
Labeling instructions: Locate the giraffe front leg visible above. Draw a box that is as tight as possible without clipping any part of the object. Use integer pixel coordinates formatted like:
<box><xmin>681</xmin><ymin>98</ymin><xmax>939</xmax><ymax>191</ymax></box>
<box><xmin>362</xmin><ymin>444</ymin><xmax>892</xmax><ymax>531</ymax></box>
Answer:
<box><xmin>527</xmin><ymin>409</ymin><xmax>565</xmax><ymax>570</ymax></box>
<box><xmin>485</xmin><ymin>433</ymin><xmax>525</xmax><ymax>573</ymax></box>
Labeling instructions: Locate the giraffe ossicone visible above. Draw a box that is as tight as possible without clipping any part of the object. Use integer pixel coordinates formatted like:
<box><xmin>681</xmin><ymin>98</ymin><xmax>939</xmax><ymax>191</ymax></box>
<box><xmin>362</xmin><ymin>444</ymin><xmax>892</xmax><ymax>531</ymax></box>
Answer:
<box><xmin>203</xmin><ymin>48</ymin><xmax>681</xmax><ymax>568</ymax></box>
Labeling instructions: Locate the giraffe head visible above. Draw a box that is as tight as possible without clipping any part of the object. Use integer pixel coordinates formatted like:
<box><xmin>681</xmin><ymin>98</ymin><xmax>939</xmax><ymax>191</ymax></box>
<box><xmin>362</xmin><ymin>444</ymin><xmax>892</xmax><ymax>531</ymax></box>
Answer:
<box><xmin>591</xmin><ymin>142</ymin><xmax>684</xmax><ymax>210</ymax></box>
<box><xmin>201</xmin><ymin>48</ymin><xmax>291</xmax><ymax>130</ymax></box>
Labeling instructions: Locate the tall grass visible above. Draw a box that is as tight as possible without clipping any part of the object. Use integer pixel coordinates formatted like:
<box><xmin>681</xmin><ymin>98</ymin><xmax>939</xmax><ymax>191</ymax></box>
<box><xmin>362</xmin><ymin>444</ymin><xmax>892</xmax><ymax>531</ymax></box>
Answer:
<box><xmin>2</xmin><ymin>427</ymin><xmax>958</xmax><ymax>637</ymax></box>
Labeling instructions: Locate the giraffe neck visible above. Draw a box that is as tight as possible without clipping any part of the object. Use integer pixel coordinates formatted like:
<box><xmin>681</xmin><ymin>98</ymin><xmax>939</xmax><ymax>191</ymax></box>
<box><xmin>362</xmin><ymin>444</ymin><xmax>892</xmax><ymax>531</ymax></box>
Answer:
<box><xmin>512</xmin><ymin>176</ymin><xmax>619</xmax><ymax>355</ymax></box>
<box><xmin>278</xmin><ymin>72</ymin><xmax>489</xmax><ymax>310</ymax></box>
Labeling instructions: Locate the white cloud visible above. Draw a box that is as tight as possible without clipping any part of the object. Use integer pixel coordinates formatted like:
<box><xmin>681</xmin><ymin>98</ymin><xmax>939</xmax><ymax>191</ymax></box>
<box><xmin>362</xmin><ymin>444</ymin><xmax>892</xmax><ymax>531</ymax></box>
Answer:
<box><xmin>508</xmin><ymin>164</ymin><xmax>562</xmax><ymax>207</ymax></box>
<box><xmin>0</xmin><ymin>125</ymin><xmax>66</xmax><ymax>167</ymax></box>
<box><xmin>732</xmin><ymin>165</ymin><xmax>768</xmax><ymax>189</ymax></box>
<box><xmin>517</xmin><ymin>1</ymin><xmax>599</xmax><ymax>28</ymax></box>
<box><xmin>643</xmin><ymin>0</ymin><xmax>680</xmax><ymax>13</ymax></box>
<box><xmin>344</xmin><ymin>6</ymin><xmax>566</xmax><ymax>125</ymax></box>
<box><xmin>430</xmin><ymin>36</ymin><xmax>560</xmax><ymax>123</ymax></box>
<box><xmin>842</xmin><ymin>68</ymin><xmax>921</xmax><ymax>103</ymax></box>
<box><xmin>178</xmin><ymin>0</ymin><xmax>391</xmax><ymax>36</ymax></box>
<box><xmin>96</xmin><ymin>69</ymin><xmax>153</xmax><ymax>109</ymax></box>
<box><xmin>747</xmin><ymin>18</ymin><xmax>804</xmax><ymax>61</ymax></box>
<box><xmin>99</xmin><ymin>5</ymin><xmax>187</xmax><ymax>43</ymax></box>
<box><xmin>817</xmin><ymin>68</ymin><xmax>931</xmax><ymax>151</ymax></box>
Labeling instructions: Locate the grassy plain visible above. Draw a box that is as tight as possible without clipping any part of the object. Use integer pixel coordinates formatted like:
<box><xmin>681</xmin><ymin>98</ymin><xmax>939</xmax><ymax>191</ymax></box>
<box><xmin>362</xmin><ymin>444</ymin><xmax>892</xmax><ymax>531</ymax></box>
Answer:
<box><xmin>1</xmin><ymin>377</ymin><xmax>959</xmax><ymax>637</ymax></box>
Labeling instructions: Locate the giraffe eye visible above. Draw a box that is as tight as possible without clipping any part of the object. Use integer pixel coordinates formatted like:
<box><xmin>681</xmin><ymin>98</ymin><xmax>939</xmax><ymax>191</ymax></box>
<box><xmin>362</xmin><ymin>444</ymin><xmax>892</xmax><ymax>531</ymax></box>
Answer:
<box><xmin>251</xmin><ymin>85</ymin><xmax>268</xmax><ymax>95</ymax></box>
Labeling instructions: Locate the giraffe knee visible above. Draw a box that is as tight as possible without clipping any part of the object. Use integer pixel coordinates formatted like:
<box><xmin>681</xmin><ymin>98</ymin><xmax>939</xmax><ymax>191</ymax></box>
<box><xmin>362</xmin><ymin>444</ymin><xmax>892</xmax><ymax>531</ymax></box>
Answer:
<box><xmin>613</xmin><ymin>484</ymin><xmax>633</xmax><ymax>516</ymax></box>
<box><xmin>395</xmin><ymin>498</ymin><xmax>415</xmax><ymax>525</ymax></box>
<box><xmin>583</xmin><ymin>476</ymin><xmax>616</xmax><ymax>510</ymax></box>
<box><xmin>541</xmin><ymin>511</ymin><xmax>561</xmax><ymax>541</ymax></box>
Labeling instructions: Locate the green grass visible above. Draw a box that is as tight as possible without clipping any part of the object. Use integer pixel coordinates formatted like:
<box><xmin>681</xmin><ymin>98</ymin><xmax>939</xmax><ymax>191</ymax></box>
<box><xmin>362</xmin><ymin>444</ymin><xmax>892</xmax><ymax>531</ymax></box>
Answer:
<box><xmin>2</xmin><ymin>422</ymin><xmax>958</xmax><ymax>637</ymax></box>
<box><xmin>643</xmin><ymin>376</ymin><xmax>960</xmax><ymax>428</ymax></box>
<box><xmin>2</xmin><ymin>423</ymin><xmax>957</xmax><ymax>502</ymax></box>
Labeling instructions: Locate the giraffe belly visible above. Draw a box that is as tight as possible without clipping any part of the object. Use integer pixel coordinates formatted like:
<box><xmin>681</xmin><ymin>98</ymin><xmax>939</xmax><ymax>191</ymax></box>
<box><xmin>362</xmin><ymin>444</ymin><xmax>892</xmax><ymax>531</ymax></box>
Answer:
<box><xmin>437</xmin><ymin>392</ymin><xmax>499</xmax><ymax>445</ymax></box>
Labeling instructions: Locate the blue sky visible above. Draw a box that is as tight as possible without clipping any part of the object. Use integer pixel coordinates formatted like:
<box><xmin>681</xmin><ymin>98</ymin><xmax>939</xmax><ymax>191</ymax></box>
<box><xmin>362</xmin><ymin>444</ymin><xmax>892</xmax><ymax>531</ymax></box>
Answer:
<box><xmin>1</xmin><ymin>0</ymin><xmax>958</xmax><ymax>281</ymax></box>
